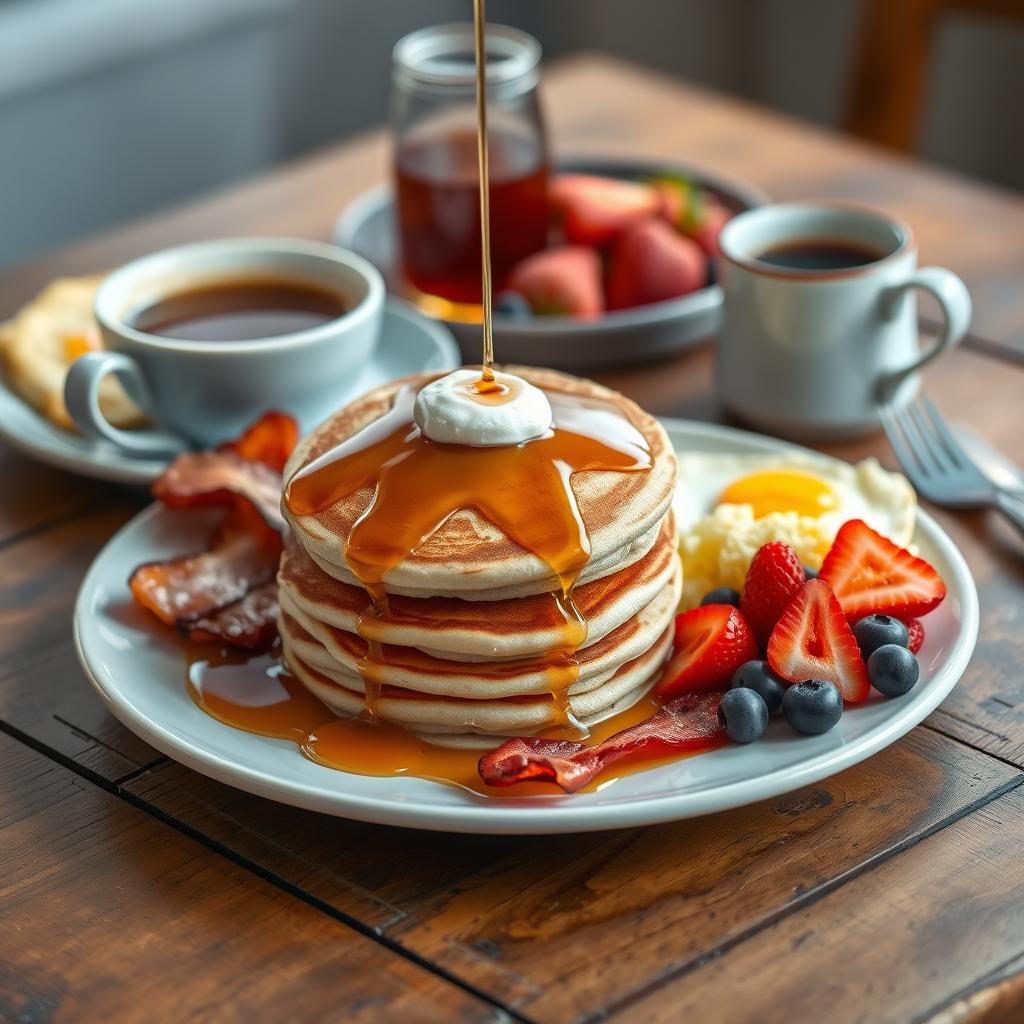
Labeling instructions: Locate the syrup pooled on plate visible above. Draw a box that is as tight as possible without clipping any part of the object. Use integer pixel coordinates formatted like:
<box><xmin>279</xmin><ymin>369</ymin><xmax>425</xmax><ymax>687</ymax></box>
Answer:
<box><xmin>284</xmin><ymin>379</ymin><xmax>654</xmax><ymax>730</ymax></box>
<box><xmin>187</xmin><ymin>643</ymin><xmax>681</xmax><ymax>796</ymax></box>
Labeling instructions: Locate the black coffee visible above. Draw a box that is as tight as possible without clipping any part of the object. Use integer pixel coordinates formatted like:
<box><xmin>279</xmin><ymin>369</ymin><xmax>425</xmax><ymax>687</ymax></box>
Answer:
<box><xmin>756</xmin><ymin>239</ymin><xmax>884</xmax><ymax>271</ymax></box>
<box><xmin>131</xmin><ymin>278</ymin><xmax>348</xmax><ymax>342</ymax></box>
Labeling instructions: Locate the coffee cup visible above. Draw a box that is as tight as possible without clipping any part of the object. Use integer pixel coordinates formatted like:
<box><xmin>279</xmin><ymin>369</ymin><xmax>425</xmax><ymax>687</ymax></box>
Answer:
<box><xmin>65</xmin><ymin>238</ymin><xmax>385</xmax><ymax>457</ymax></box>
<box><xmin>716</xmin><ymin>202</ymin><xmax>971</xmax><ymax>440</ymax></box>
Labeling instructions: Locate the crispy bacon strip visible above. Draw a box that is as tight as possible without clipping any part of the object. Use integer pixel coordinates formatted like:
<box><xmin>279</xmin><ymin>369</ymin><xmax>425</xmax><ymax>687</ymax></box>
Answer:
<box><xmin>183</xmin><ymin>581</ymin><xmax>279</xmax><ymax>649</ymax></box>
<box><xmin>153</xmin><ymin>450</ymin><xmax>284</xmax><ymax>533</ymax></box>
<box><xmin>130</xmin><ymin>531</ymin><xmax>280</xmax><ymax>625</ymax></box>
<box><xmin>219</xmin><ymin>411</ymin><xmax>299</xmax><ymax>473</ymax></box>
<box><xmin>129</xmin><ymin>412</ymin><xmax>298</xmax><ymax>649</ymax></box>
<box><xmin>478</xmin><ymin>692</ymin><xmax>726</xmax><ymax>793</ymax></box>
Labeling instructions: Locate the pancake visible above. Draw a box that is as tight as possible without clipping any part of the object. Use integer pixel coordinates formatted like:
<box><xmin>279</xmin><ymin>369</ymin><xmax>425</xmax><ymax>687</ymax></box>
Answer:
<box><xmin>282</xmin><ymin>366</ymin><xmax>677</xmax><ymax>600</ymax></box>
<box><xmin>278</xmin><ymin>560</ymin><xmax>681</xmax><ymax>701</ymax></box>
<box><xmin>282</xmin><ymin>620</ymin><xmax>674</xmax><ymax>746</ymax></box>
<box><xmin>278</xmin><ymin>512</ymin><xmax>678</xmax><ymax>661</ymax></box>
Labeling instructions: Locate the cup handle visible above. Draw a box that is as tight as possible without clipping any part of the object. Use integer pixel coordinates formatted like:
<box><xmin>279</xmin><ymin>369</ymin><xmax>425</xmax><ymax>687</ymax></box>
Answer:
<box><xmin>64</xmin><ymin>351</ymin><xmax>189</xmax><ymax>459</ymax></box>
<box><xmin>877</xmin><ymin>267</ymin><xmax>972</xmax><ymax>402</ymax></box>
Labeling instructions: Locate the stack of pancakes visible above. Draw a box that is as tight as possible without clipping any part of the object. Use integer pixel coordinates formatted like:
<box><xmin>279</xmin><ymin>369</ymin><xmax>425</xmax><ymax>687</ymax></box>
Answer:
<box><xmin>278</xmin><ymin>368</ymin><xmax>681</xmax><ymax>747</ymax></box>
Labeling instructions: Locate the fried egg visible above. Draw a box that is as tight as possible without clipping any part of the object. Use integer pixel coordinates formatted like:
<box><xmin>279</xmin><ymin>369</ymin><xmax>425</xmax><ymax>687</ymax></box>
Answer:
<box><xmin>673</xmin><ymin>452</ymin><xmax>916</xmax><ymax>608</ymax></box>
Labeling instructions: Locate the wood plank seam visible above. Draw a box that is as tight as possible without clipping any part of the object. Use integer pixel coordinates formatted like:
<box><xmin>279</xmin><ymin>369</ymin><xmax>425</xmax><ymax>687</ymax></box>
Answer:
<box><xmin>929</xmin><ymin>712</ymin><xmax>1015</xmax><ymax>745</ymax></box>
<box><xmin>50</xmin><ymin>714</ymin><xmax>166</xmax><ymax>774</ymax></box>
<box><xmin>0</xmin><ymin>717</ymin><xmax>538</xmax><ymax>1024</ymax></box>
<box><xmin>597</xmin><ymin>770</ymin><xmax>1024</xmax><ymax>1023</ymax></box>
<box><xmin>0</xmin><ymin>496</ymin><xmax>116</xmax><ymax>553</ymax></box>
<box><xmin>911</xmin><ymin>951</ymin><xmax>1024</xmax><ymax>1024</ymax></box>
<box><xmin>112</xmin><ymin>757</ymin><xmax>171</xmax><ymax>788</ymax></box>
<box><xmin>0</xmin><ymin>718</ymin><xmax>145</xmax><ymax>795</ymax></box>
<box><xmin>925</xmin><ymin>720</ymin><xmax>1019</xmax><ymax>770</ymax></box>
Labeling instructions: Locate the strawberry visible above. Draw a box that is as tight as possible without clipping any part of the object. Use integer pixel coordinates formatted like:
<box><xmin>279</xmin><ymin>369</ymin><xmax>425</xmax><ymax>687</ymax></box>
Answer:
<box><xmin>740</xmin><ymin>541</ymin><xmax>807</xmax><ymax>648</ymax></box>
<box><xmin>656</xmin><ymin>605</ymin><xmax>759</xmax><ymax>701</ymax></box>
<box><xmin>689</xmin><ymin>197</ymin><xmax>731</xmax><ymax>259</ymax></box>
<box><xmin>819</xmin><ymin>519</ymin><xmax>947</xmax><ymax>621</ymax></box>
<box><xmin>905</xmin><ymin>618</ymin><xmax>925</xmax><ymax>655</ymax></box>
<box><xmin>654</xmin><ymin>180</ymin><xmax>732</xmax><ymax>258</ymax></box>
<box><xmin>507</xmin><ymin>245</ymin><xmax>604</xmax><ymax>317</ymax></box>
<box><xmin>606</xmin><ymin>219</ymin><xmax>706</xmax><ymax>310</ymax></box>
<box><xmin>767</xmin><ymin>579</ymin><xmax>871</xmax><ymax>703</ymax></box>
<box><xmin>549</xmin><ymin>174</ymin><xmax>661</xmax><ymax>247</ymax></box>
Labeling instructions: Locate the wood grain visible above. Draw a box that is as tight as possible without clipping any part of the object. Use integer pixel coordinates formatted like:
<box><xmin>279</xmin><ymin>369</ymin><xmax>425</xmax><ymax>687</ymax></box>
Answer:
<box><xmin>0</xmin><ymin>502</ymin><xmax>158</xmax><ymax>779</ymax></box>
<box><xmin>0</xmin><ymin>57</ymin><xmax>1020</xmax><ymax>349</ymax></box>
<box><xmin>0</xmin><ymin>733</ymin><xmax>503</xmax><ymax>1024</ymax></box>
<box><xmin>122</xmin><ymin>730</ymin><xmax>1020</xmax><ymax>1022</ymax></box>
<box><xmin>613</xmin><ymin>786</ymin><xmax>1024</xmax><ymax>1024</ymax></box>
<box><xmin>0</xmin><ymin>444</ymin><xmax>111</xmax><ymax>546</ymax></box>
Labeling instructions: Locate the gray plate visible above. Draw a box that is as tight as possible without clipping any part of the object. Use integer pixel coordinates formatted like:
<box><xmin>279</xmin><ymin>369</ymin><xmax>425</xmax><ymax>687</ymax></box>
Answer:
<box><xmin>334</xmin><ymin>157</ymin><xmax>768</xmax><ymax>370</ymax></box>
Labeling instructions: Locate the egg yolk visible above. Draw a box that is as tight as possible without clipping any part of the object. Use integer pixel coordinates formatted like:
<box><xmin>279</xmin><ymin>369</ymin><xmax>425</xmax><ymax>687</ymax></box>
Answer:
<box><xmin>717</xmin><ymin>469</ymin><xmax>838</xmax><ymax>519</ymax></box>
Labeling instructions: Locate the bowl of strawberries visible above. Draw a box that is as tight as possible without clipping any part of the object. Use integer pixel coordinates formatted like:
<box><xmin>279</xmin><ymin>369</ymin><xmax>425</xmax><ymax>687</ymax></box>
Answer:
<box><xmin>334</xmin><ymin>158</ymin><xmax>767</xmax><ymax>370</ymax></box>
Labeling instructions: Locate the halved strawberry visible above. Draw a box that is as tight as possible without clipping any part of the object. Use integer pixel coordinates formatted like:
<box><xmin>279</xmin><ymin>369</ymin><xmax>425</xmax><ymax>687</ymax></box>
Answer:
<box><xmin>740</xmin><ymin>541</ymin><xmax>807</xmax><ymax>648</ymax></box>
<box><xmin>819</xmin><ymin>519</ymin><xmax>947</xmax><ymax>621</ymax></box>
<box><xmin>767</xmin><ymin>579</ymin><xmax>871</xmax><ymax>703</ymax></box>
<box><xmin>550</xmin><ymin>174</ymin><xmax>661</xmax><ymax>247</ymax></box>
<box><xmin>905</xmin><ymin>618</ymin><xmax>925</xmax><ymax>655</ymax></box>
<box><xmin>656</xmin><ymin>605</ymin><xmax>759</xmax><ymax>700</ymax></box>
<box><xmin>507</xmin><ymin>245</ymin><xmax>604</xmax><ymax>317</ymax></box>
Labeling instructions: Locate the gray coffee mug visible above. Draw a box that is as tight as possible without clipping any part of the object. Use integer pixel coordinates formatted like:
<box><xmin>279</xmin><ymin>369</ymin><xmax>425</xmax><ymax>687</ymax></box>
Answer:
<box><xmin>65</xmin><ymin>238</ymin><xmax>385</xmax><ymax>457</ymax></box>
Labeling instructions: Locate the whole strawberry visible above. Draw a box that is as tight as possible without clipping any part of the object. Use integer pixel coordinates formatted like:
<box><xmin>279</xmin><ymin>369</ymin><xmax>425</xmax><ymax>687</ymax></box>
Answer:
<box><xmin>507</xmin><ymin>245</ymin><xmax>604</xmax><ymax>317</ymax></box>
<box><xmin>606</xmin><ymin>218</ymin><xmax>706</xmax><ymax>310</ymax></box>
<box><xmin>740</xmin><ymin>542</ymin><xmax>807</xmax><ymax>648</ymax></box>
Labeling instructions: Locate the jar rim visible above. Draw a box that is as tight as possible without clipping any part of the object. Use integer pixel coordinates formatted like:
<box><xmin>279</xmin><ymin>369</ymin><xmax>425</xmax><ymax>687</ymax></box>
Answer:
<box><xmin>393</xmin><ymin>22</ymin><xmax>541</xmax><ymax>88</ymax></box>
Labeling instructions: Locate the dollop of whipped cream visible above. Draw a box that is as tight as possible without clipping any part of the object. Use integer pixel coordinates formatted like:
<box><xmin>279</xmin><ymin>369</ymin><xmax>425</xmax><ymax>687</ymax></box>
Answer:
<box><xmin>413</xmin><ymin>368</ymin><xmax>553</xmax><ymax>446</ymax></box>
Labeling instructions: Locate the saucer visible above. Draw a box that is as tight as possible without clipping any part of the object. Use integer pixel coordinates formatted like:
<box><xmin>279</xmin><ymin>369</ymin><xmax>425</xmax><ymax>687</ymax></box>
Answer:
<box><xmin>0</xmin><ymin>299</ymin><xmax>460</xmax><ymax>486</ymax></box>
<box><xmin>335</xmin><ymin>157</ymin><xmax>768</xmax><ymax>371</ymax></box>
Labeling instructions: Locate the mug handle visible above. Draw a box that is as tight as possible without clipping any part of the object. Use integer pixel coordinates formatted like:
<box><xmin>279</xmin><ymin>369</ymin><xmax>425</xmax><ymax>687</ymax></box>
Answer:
<box><xmin>64</xmin><ymin>351</ymin><xmax>189</xmax><ymax>458</ymax></box>
<box><xmin>877</xmin><ymin>267</ymin><xmax>972</xmax><ymax>402</ymax></box>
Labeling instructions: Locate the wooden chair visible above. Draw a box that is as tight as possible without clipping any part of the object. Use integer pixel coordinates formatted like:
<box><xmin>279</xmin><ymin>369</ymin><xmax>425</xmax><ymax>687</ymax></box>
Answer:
<box><xmin>845</xmin><ymin>0</ymin><xmax>1024</xmax><ymax>152</ymax></box>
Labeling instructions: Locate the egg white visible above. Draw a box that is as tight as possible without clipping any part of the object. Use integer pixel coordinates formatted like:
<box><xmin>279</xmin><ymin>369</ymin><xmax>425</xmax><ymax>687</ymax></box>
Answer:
<box><xmin>672</xmin><ymin>452</ymin><xmax>916</xmax><ymax>609</ymax></box>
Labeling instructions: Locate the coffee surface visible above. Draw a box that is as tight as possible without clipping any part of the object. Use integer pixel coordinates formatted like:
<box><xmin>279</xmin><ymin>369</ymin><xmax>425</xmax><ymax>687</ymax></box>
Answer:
<box><xmin>756</xmin><ymin>239</ymin><xmax>884</xmax><ymax>271</ymax></box>
<box><xmin>132</xmin><ymin>278</ymin><xmax>348</xmax><ymax>341</ymax></box>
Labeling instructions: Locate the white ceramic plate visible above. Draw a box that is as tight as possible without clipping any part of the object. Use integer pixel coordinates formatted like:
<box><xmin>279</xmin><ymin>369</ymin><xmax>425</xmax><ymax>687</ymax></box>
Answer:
<box><xmin>74</xmin><ymin>420</ymin><xmax>978</xmax><ymax>834</ymax></box>
<box><xmin>335</xmin><ymin>158</ymin><xmax>768</xmax><ymax>371</ymax></box>
<box><xmin>0</xmin><ymin>300</ymin><xmax>459</xmax><ymax>486</ymax></box>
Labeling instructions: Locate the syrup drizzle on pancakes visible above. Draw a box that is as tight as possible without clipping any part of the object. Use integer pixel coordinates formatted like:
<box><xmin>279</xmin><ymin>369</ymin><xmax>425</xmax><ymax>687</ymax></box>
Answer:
<box><xmin>283</xmin><ymin>2</ymin><xmax>655</xmax><ymax>732</ymax></box>
<box><xmin>284</xmin><ymin>383</ymin><xmax>653</xmax><ymax>730</ymax></box>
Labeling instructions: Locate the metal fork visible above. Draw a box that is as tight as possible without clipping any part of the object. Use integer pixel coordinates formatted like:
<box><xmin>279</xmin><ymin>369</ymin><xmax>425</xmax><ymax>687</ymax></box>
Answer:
<box><xmin>878</xmin><ymin>396</ymin><xmax>1024</xmax><ymax>536</ymax></box>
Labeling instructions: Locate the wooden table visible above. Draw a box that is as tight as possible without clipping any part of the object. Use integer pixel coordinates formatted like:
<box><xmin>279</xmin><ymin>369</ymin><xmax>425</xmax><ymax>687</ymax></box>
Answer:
<box><xmin>3</xmin><ymin>57</ymin><xmax>1023</xmax><ymax>1024</ymax></box>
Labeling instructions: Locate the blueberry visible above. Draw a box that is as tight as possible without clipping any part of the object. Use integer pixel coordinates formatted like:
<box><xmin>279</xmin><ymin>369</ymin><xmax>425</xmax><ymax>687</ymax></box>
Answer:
<box><xmin>854</xmin><ymin>614</ymin><xmax>910</xmax><ymax>659</ymax></box>
<box><xmin>802</xmin><ymin>565</ymin><xmax>818</xmax><ymax>580</ymax></box>
<box><xmin>730</xmin><ymin>659</ymin><xmax>786</xmax><ymax>714</ymax></box>
<box><xmin>700</xmin><ymin>587</ymin><xmax>741</xmax><ymax>608</ymax></box>
<box><xmin>867</xmin><ymin>644</ymin><xmax>920</xmax><ymax>697</ymax></box>
<box><xmin>782</xmin><ymin>679</ymin><xmax>843</xmax><ymax>735</ymax></box>
<box><xmin>494</xmin><ymin>290</ymin><xmax>532</xmax><ymax>317</ymax></box>
<box><xmin>717</xmin><ymin>688</ymin><xmax>769</xmax><ymax>744</ymax></box>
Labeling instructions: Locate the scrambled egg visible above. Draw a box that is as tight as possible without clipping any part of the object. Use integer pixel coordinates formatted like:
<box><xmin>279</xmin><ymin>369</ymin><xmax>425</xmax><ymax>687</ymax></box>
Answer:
<box><xmin>674</xmin><ymin>454</ymin><xmax>916</xmax><ymax>609</ymax></box>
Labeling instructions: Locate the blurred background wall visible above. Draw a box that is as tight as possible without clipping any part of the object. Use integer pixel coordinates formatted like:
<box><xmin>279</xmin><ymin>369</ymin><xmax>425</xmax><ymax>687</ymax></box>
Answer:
<box><xmin>1</xmin><ymin>0</ymin><xmax>1021</xmax><ymax>268</ymax></box>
